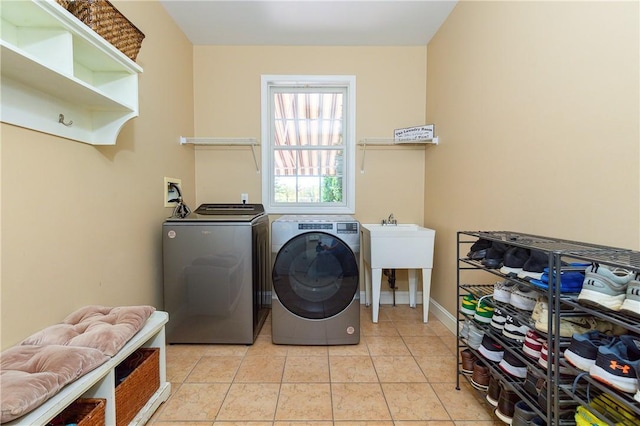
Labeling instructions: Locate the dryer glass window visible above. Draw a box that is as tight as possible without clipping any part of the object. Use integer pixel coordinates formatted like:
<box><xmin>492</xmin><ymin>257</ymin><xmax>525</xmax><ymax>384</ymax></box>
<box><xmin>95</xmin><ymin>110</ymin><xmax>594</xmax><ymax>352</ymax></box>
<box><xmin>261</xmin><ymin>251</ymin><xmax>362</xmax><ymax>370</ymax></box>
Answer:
<box><xmin>272</xmin><ymin>231</ymin><xmax>358</xmax><ymax>319</ymax></box>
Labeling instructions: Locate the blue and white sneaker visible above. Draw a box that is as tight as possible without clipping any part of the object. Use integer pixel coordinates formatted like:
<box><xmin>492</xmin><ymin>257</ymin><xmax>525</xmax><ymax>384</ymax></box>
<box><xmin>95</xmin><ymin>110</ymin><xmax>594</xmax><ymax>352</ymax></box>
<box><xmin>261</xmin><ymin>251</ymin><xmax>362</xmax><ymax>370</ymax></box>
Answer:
<box><xmin>564</xmin><ymin>331</ymin><xmax>616</xmax><ymax>372</ymax></box>
<box><xmin>530</xmin><ymin>266</ymin><xmax>586</xmax><ymax>293</ymax></box>
<box><xmin>589</xmin><ymin>335</ymin><xmax>640</xmax><ymax>394</ymax></box>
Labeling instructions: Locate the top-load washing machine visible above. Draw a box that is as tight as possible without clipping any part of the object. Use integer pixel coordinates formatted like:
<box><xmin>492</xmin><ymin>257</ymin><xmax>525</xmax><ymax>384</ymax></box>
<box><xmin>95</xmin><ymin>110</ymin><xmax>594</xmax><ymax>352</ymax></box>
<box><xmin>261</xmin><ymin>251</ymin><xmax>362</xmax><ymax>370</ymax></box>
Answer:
<box><xmin>271</xmin><ymin>215</ymin><xmax>360</xmax><ymax>345</ymax></box>
<box><xmin>163</xmin><ymin>204</ymin><xmax>270</xmax><ymax>344</ymax></box>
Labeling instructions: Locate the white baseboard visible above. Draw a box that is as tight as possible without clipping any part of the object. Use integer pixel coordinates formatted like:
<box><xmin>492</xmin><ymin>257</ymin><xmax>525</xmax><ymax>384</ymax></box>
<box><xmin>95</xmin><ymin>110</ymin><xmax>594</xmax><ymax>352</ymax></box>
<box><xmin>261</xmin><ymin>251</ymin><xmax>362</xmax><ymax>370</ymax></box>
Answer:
<box><xmin>359</xmin><ymin>290</ymin><xmax>457</xmax><ymax>334</ymax></box>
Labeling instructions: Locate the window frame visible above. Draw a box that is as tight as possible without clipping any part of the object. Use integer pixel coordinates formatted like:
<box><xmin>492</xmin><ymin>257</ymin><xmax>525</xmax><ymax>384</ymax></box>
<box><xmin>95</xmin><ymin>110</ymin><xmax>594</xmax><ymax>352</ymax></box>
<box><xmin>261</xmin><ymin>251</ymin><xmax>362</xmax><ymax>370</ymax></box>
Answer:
<box><xmin>261</xmin><ymin>75</ymin><xmax>356</xmax><ymax>214</ymax></box>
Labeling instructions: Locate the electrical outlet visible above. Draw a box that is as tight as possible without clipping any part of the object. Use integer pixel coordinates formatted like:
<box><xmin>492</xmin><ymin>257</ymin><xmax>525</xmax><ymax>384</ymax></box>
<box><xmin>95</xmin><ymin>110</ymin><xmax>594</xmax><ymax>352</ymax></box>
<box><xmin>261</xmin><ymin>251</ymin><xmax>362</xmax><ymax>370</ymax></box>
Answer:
<box><xmin>241</xmin><ymin>193</ymin><xmax>249</xmax><ymax>204</ymax></box>
<box><xmin>164</xmin><ymin>177</ymin><xmax>182</xmax><ymax>207</ymax></box>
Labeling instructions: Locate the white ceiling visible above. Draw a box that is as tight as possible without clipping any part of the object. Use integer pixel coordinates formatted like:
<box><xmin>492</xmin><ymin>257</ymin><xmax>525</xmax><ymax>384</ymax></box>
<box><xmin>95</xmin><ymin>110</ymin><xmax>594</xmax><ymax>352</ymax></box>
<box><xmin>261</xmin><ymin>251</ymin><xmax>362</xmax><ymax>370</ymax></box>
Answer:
<box><xmin>159</xmin><ymin>0</ymin><xmax>457</xmax><ymax>46</ymax></box>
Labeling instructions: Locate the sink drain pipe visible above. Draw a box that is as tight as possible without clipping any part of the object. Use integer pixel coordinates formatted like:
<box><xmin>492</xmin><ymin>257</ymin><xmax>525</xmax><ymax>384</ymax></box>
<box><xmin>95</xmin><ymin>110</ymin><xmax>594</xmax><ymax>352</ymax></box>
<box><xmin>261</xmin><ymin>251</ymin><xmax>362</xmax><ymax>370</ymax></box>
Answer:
<box><xmin>383</xmin><ymin>269</ymin><xmax>397</xmax><ymax>306</ymax></box>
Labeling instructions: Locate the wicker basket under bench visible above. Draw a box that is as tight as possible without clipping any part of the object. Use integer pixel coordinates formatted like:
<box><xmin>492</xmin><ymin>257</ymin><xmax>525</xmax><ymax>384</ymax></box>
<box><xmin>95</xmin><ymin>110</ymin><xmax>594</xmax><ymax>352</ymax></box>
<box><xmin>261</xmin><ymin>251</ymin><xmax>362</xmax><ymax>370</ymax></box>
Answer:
<box><xmin>5</xmin><ymin>311</ymin><xmax>170</xmax><ymax>426</ymax></box>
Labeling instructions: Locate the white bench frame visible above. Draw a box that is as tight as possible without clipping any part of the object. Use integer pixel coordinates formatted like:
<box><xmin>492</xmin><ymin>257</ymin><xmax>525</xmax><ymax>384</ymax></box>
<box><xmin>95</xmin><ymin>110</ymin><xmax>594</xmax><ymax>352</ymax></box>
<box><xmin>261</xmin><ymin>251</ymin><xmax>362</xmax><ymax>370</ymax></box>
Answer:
<box><xmin>6</xmin><ymin>311</ymin><xmax>171</xmax><ymax>426</ymax></box>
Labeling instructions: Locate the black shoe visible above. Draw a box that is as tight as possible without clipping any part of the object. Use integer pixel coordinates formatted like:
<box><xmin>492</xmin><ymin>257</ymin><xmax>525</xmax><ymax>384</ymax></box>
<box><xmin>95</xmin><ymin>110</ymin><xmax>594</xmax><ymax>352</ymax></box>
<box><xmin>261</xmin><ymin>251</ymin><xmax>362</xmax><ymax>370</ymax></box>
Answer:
<box><xmin>499</xmin><ymin>351</ymin><xmax>527</xmax><ymax>379</ymax></box>
<box><xmin>482</xmin><ymin>242</ymin><xmax>509</xmax><ymax>269</ymax></box>
<box><xmin>512</xmin><ymin>401</ymin><xmax>538</xmax><ymax>426</ymax></box>
<box><xmin>517</xmin><ymin>249</ymin><xmax>548</xmax><ymax>280</ymax></box>
<box><xmin>467</xmin><ymin>238</ymin><xmax>492</xmax><ymax>260</ymax></box>
<box><xmin>500</xmin><ymin>247</ymin><xmax>530</xmax><ymax>276</ymax></box>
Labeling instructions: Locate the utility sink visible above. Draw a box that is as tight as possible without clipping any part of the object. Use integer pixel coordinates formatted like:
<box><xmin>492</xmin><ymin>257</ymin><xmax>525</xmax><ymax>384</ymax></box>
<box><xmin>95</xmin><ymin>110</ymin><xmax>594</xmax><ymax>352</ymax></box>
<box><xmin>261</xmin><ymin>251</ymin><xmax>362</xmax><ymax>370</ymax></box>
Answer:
<box><xmin>361</xmin><ymin>224</ymin><xmax>435</xmax><ymax>269</ymax></box>
<box><xmin>361</xmin><ymin>223</ymin><xmax>436</xmax><ymax>323</ymax></box>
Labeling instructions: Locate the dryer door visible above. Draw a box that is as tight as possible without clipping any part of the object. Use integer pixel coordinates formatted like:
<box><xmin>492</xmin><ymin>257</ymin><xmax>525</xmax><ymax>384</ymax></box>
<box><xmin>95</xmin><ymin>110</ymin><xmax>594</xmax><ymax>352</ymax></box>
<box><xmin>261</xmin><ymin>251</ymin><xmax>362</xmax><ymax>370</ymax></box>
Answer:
<box><xmin>272</xmin><ymin>231</ymin><xmax>359</xmax><ymax>319</ymax></box>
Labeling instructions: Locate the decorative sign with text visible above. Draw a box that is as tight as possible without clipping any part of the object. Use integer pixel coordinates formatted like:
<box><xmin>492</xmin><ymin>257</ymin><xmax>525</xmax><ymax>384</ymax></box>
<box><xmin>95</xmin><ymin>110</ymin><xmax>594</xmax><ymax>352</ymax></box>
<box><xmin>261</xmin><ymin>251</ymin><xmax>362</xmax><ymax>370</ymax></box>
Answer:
<box><xmin>394</xmin><ymin>124</ymin><xmax>435</xmax><ymax>142</ymax></box>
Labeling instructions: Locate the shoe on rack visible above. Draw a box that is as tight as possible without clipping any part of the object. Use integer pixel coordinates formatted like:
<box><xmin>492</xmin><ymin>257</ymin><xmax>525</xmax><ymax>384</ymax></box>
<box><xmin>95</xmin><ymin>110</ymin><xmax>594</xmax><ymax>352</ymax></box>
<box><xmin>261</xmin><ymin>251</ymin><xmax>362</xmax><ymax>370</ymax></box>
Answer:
<box><xmin>589</xmin><ymin>335</ymin><xmax>640</xmax><ymax>394</ymax></box>
<box><xmin>474</xmin><ymin>300</ymin><xmax>494</xmax><ymax>324</ymax></box>
<box><xmin>461</xmin><ymin>294</ymin><xmax>478</xmax><ymax>316</ymax></box>
<box><xmin>575</xmin><ymin>405</ymin><xmax>608</xmax><ymax>426</ymax></box>
<box><xmin>467</xmin><ymin>238</ymin><xmax>492</xmax><ymax>260</ymax></box>
<box><xmin>460</xmin><ymin>318</ymin><xmax>471</xmax><ymax>339</ymax></box>
<box><xmin>588</xmin><ymin>392</ymin><xmax>640</xmax><ymax>425</ymax></box>
<box><xmin>495</xmin><ymin>386</ymin><xmax>520</xmax><ymax>424</ymax></box>
<box><xmin>479</xmin><ymin>334</ymin><xmax>505</xmax><ymax>362</ymax></box>
<box><xmin>482</xmin><ymin>242</ymin><xmax>509</xmax><ymax>269</ymax></box>
<box><xmin>494</xmin><ymin>280</ymin><xmax>516</xmax><ymax>304</ymax></box>
<box><xmin>485</xmin><ymin>372</ymin><xmax>501</xmax><ymax>407</ymax></box>
<box><xmin>564</xmin><ymin>331</ymin><xmax>616</xmax><ymax>372</ymax></box>
<box><xmin>512</xmin><ymin>400</ymin><xmax>537</xmax><ymax>426</ymax></box>
<box><xmin>619</xmin><ymin>275</ymin><xmax>640</xmax><ymax>318</ymax></box>
<box><xmin>537</xmin><ymin>341</ymin><xmax>570</xmax><ymax>374</ymax></box>
<box><xmin>592</xmin><ymin>318</ymin><xmax>628</xmax><ymax>336</ymax></box>
<box><xmin>530</xmin><ymin>297</ymin><xmax>548</xmax><ymax>323</ymax></box>
<box><xmin>499</xmin><ymin>350</ymin><xmax>527</xmax><ymax>379</ymax></box>
<box><xmin>461</xmin><ymin>348</ymin><xmax>477</xmax><ymax>375</ymax></box>
<box><xmin>510</xmin><ymin>287</ymin><xmax>537</xmax><ymax>311</ymax></box>
<box><xmin>518</xmin><ymin>249</ymin><xmax>549</xmax><ymax>281</ymax></box>
<box><xmin>491</xmin><ymin>307</ymin><xmax>508</xmax><ymax>332</ymax></box>
<box><xmin>471</xmin><ymin>359</ymin><xmax>490</xmax><ymax>391</ymax></box>
<box><xmin>578</xmin><ymin>264</ymin><xmax>633</xmax><ymax>311</ymax></box>
<box><xmin>467</xmin><ymin>323</ymin><xmax>485</xmax><ymax>350</ymax></box>
<box><xmin>534</xmin><ymin>311</ymin><xmax>597</xmax><ymax>338</ymax></box>
<box><xmin>530</xmin><ymin>267</ymin><xmax>586</xmax><ymax>294</ymax></box>
<box><xmin>503</xmin><ymin>315</ymin><xmax>531</xmax><ymax>342</ymax></box>
<box><xmin>500</xmin><ymin>247</ymin><xmax>530</xmax><ymax>276</ymax></box>
<box><xmin>522</xmin><ymin>330</ymin><xmax>545</xmax><ymax>360</ymax></box>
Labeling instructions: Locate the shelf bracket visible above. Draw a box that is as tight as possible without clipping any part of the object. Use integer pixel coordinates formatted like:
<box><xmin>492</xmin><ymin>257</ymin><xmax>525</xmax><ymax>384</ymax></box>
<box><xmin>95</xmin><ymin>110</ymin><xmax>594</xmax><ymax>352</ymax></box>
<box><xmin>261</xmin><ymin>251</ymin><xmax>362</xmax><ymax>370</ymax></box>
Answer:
<box><xmin>179</xmin><ymin>137</ymin><xmax>261</xmax><ymax>173</ymax></box>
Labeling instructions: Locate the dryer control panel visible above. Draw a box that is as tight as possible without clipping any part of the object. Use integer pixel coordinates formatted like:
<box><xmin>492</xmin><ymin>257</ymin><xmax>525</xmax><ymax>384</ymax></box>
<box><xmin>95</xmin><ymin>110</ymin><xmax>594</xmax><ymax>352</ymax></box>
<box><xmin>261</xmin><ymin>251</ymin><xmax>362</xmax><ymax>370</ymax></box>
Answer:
<box><xmin>336</xmin><ymin>222</ymin><xmax>358</xmax><ymax>234</ymax></box>
<box><xmin>298</xmin><ymin>222</ymin><xmax>358</xmax><ymax>234</ymax></box>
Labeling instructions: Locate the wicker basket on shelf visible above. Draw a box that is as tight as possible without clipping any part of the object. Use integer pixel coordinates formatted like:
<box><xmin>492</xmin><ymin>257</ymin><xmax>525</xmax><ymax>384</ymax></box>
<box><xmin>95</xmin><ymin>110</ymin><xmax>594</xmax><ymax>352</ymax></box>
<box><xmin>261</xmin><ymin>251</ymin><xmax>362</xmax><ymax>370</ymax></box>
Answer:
<box><xmin>55</xmin><ymin>0</ymin><xmax>70</xmax><ymax>9</ymax></box>
<box><xmin>114</xmin><ymin>347</ymin><xmax>160</xmax><ymax>425</ymax></box>
<box><xmin>66</xmin><ymin>0</ymin><xmax>145</xmax><ymax>61</ymax></box>
<box><xmin>47</xmin><ymin>398</ymin><xmax>106</xmax><ymax>426</ymax></box>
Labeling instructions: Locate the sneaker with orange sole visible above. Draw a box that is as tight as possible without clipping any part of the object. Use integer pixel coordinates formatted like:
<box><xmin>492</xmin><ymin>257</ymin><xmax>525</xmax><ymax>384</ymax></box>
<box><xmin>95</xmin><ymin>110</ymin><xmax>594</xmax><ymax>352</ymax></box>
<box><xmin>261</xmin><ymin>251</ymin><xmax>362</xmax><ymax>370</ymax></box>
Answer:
<box><xmin>589</xmin><ymin>335</ymin><xmax>640</xmax><ymax>394</ymax></box>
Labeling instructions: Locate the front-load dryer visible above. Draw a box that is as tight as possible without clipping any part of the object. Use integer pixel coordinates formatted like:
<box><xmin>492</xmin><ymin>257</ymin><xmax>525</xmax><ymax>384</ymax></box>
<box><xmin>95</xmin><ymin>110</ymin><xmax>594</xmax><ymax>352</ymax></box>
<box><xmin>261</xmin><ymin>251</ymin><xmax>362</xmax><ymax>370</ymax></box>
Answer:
<box><xmin>271</xmin><ymin>215</ymin><xmax>360</xmax><ymax>345</ymax></box>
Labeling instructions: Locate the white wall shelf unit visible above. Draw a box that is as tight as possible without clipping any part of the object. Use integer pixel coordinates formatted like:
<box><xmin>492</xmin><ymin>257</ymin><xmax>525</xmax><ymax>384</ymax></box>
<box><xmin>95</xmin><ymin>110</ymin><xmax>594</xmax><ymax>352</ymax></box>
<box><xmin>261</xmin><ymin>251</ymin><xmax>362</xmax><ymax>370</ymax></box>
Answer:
<box><xmin>357</xmin><ymin>137</ymin><xmax>439</xmax><ymax>173</ymax></box>
<box><xmin>180</xmin><ymin>137</ymin><xmax>261</xmax><ymax>172</ymax></box>
<box><xmin>0</xmin><ymin>0</ymin><xmax>142</xmax><ymax>145</ymax></box>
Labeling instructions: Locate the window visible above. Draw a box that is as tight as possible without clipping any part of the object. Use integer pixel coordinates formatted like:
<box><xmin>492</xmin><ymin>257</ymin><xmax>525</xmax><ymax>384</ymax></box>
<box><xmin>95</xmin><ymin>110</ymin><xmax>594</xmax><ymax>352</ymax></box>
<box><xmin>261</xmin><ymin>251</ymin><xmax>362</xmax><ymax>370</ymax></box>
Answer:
<box><xmin>261</xmin><ymin>75</ymin><xmax>356</xmax><ymax>214</ymax></box>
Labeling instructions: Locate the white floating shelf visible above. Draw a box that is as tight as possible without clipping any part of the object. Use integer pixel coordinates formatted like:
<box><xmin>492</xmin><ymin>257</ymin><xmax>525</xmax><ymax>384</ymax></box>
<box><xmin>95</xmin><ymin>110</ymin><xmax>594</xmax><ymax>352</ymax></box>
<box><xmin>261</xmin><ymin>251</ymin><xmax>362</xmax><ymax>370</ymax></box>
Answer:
<box><xmin>179</xmin><ymin>137</ymin><xmax>260</xmax><ymax>172</ymax></box>
<box><xmin>357</xmin><ymin>137</ymin><xmax>439</xmax><ymax>173</ymax></box>
<box><xmin>358</xmin><ymin>137</ymin><xmax>439</xmax><ymax>145</ymax></box>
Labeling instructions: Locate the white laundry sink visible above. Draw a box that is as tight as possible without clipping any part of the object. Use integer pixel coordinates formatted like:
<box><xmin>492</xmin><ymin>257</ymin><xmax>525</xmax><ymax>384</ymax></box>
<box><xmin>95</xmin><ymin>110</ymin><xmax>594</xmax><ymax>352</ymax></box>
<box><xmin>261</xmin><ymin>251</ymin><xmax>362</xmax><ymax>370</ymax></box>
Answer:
<box><xmin>361</xmin><ymin>223</ymin><xmax>436</xmax><ymax>323</ymax></box>
<box><xmin>361</xmin><ymin>224</ymin><xmax>435</xmax><ymax>269</ymax></box>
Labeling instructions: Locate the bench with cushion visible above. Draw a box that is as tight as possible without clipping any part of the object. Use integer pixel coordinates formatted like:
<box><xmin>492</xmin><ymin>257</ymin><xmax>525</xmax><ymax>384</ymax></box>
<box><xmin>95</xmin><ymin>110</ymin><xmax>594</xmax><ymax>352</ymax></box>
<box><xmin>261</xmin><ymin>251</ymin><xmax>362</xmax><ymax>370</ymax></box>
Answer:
<box><xmin>1</xmin><ymin>305</ymin><xmax>169</xmax><ymax>425</ymax></box>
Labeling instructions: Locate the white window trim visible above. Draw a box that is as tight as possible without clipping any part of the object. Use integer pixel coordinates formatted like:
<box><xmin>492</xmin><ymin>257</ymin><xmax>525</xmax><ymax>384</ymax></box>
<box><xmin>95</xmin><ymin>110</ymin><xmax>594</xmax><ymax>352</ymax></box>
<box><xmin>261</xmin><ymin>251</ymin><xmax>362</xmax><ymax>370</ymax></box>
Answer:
<box><xmin>261</xmin><ymin>75</ymin><xmax>356</xmax><ymax>215</ymax></box>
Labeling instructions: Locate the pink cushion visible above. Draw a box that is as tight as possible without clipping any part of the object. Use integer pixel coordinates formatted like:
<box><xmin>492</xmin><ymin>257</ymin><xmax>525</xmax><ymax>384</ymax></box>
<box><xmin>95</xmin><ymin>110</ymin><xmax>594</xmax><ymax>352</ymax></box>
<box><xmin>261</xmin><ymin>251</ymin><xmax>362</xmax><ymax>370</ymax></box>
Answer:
<box><xmin>0</xmin><ymin>345</ymin><xmax>108</xmax><ymax>423</ymax></box>
<box><xmin>21</xmin><ymin>305</ymin><xmax>155</xmax><ymax>356</ymax></box>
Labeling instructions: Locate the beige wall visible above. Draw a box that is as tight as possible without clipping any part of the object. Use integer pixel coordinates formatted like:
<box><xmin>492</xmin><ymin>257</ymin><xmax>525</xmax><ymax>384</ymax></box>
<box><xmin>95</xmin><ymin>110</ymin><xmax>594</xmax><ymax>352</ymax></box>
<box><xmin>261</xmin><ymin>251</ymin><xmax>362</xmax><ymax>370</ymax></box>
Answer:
<box><xmin>192</xmin><ymin>46</ymin><xmax>431</xmax><ymax>292</ymax></box>
<box><xmin>0</xmin><ymin>0</ymin><xmax>195</xmax><ymax>349</ymax></box>
<box><xmin>192</xmin><ymin>46</ymin><xmax>429</xmax><ymax>225</ymax></box>
<box><xmin>425</xmin><ymin>1</ymin><xmax>640</xmax><ymax>318</ymax></box>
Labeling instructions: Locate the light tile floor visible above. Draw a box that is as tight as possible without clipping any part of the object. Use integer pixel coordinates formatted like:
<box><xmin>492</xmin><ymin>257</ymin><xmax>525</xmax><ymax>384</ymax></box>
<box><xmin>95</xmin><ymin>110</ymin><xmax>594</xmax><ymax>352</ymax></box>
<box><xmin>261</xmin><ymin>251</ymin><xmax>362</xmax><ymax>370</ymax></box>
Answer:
<box><xmin>149</xmin><ymin>305</ymin><xmax>502</xmax><ymax>425</ymax></box>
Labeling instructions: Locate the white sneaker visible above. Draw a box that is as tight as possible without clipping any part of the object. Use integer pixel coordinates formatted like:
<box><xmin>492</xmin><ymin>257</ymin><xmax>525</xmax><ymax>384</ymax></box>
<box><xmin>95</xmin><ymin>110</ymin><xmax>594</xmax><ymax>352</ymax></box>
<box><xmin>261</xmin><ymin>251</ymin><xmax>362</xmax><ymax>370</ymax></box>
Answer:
<box><xmin>530</xmin><ymin>297</ymin><xmax>548</xmax><ymax>322</ymax></box>
<box><xmin>620</xmin><ymin>277</ymin><xmax>640</xmax><ymax>318</ymax></box>
<box><xmin>510</xmin><ymin>287</ymin><xmax>537</xmax><ymax>311</ymax></box>
<box><xmin>578</xmin><ymin>264</ymin><xmax>633</xmax><ymax>311</ymax></box>
<box><xmin>493</xmin><ymin>280</ymin><xmax>515</xmax><ymax>304</ymax></box>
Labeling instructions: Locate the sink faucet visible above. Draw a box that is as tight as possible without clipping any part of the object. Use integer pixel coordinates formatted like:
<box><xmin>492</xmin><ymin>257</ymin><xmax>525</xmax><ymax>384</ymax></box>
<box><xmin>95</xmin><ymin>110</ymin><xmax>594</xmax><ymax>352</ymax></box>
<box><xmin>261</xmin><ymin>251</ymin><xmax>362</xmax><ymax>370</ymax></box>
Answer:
<box><xmin>382</xmin><ymin>213</ymin><xmax>397</xmax><ymax>226</ymax></box>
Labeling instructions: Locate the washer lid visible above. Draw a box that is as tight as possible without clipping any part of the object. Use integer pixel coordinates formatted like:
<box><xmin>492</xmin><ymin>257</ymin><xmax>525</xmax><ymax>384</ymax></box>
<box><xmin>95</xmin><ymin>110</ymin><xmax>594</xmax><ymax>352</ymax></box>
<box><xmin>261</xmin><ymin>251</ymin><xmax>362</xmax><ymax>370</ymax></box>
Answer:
<box><xmin>166</xmin><ymin>203</ymin><xmax>265</xmax><ymax>222</ymax></box>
